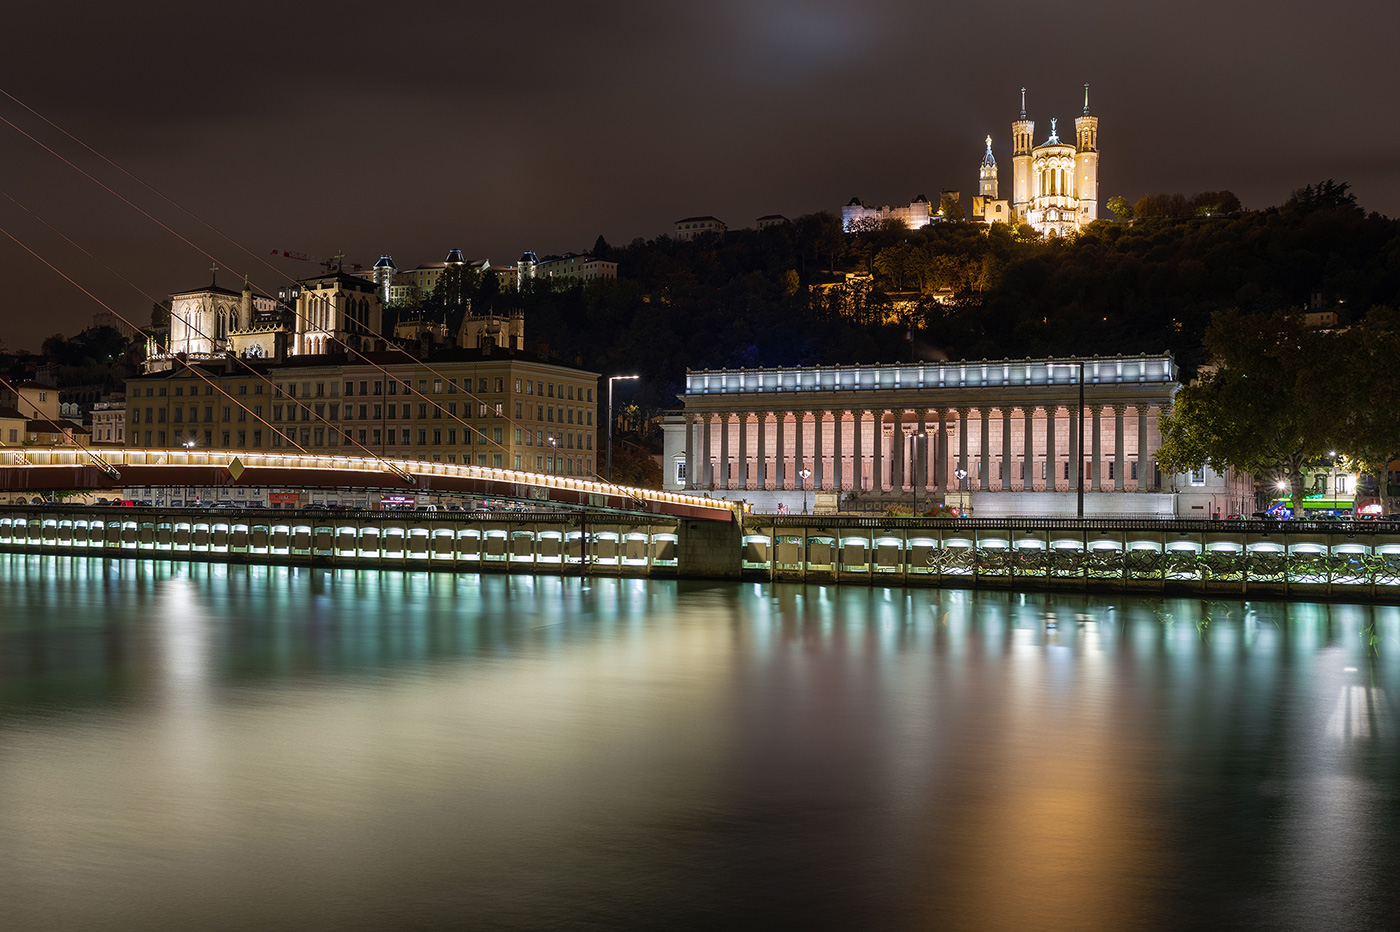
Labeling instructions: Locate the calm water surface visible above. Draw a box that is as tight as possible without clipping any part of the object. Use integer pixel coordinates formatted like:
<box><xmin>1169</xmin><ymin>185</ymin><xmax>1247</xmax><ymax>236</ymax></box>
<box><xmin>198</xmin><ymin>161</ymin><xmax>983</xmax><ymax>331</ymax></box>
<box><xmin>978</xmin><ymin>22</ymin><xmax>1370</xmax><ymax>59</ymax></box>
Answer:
<box><xmin>0</xmin><ymin>554</ymin><xmax>1397</xmax><ymax>931</ymax></box>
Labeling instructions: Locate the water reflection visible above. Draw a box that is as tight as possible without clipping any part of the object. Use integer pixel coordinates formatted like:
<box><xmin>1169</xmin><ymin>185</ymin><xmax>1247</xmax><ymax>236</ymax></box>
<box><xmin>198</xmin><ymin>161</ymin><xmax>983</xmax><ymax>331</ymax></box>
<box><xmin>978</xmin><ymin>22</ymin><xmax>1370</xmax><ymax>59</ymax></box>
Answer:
<box><xmin>0</xmin><ymin>555</ymin><xmax>1397</xmax><ymax>931</ymax></box>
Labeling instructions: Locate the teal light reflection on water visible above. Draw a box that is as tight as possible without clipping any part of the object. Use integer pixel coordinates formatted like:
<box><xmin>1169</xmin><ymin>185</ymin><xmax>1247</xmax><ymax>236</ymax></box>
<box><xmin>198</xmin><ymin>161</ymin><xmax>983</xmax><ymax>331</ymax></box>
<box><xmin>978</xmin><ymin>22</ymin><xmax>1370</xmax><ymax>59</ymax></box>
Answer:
<box><xmin>0</xmin><ymin>554</ymin><xmax>1398</xmax><ymax>932</ymax></box>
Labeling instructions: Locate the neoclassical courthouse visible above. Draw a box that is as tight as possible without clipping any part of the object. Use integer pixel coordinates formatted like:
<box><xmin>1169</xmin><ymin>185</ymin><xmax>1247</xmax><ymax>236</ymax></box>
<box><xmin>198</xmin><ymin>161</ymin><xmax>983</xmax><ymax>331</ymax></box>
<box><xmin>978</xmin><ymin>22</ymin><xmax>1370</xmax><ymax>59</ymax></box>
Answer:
<box><xmin>662</xmin><ymin>355</ymin><xmax>1253</xmax><ymax>518</ymax></box>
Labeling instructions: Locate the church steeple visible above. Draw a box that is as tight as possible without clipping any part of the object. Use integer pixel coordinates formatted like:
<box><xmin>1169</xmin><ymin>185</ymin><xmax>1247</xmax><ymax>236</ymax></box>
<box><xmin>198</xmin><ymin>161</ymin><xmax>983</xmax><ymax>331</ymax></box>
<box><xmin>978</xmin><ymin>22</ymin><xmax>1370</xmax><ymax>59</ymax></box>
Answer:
<box><xmin>979</xmin><ymin>135</ymin><xmax>998</xmax><ymax>198</ymax></box>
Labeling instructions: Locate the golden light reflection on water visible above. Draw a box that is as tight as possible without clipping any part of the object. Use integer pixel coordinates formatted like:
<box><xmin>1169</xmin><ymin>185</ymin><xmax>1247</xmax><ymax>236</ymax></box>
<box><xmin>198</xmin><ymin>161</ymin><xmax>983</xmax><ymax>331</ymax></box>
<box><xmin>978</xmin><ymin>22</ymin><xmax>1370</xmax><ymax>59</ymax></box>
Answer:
<box><xmin>0</xmin><ymin>556</ymin><xmax>1397</xmax><ymax>931</ymax></box>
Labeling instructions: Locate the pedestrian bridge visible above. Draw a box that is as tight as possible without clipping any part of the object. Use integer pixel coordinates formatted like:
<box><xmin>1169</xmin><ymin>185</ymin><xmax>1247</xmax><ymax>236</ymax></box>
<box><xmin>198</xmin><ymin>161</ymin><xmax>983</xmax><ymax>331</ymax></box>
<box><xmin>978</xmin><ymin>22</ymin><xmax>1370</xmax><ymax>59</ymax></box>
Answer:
<box><xmin>0</xmin><ymin>448</ymin><xmax>734</xmax><ymax>522</ymax></box>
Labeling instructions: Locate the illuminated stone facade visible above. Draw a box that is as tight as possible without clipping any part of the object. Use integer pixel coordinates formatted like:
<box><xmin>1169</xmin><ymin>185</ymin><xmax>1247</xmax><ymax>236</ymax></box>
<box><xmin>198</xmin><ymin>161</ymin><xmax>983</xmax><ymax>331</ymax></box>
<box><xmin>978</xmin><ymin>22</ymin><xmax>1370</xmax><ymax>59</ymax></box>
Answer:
<box><xmin>662</xmin><ymin>354</ymin><xmax>1253</xmax><ymax>518</ymax></box>
<box><xmin>1010</xmin><ymin>86</ymin><xmax>1099</xmax><ymax>237</ymax></box>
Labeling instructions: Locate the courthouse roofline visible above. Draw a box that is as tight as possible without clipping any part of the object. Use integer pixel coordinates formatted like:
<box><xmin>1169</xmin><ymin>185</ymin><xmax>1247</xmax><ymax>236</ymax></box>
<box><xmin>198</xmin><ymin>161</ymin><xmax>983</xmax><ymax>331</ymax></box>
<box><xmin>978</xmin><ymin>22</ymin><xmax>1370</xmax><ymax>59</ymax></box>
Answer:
<box><xmin>683</xmin><ymin>354</ymin><xmax>1177</xmax><ymax>410</ymax></box>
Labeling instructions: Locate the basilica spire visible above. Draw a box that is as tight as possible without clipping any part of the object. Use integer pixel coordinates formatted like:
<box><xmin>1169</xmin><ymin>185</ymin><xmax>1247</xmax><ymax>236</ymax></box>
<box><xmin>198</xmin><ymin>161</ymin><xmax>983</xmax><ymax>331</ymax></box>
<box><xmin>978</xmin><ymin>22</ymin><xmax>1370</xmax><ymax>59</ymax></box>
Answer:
<box><xmin>1083</xmin><ymin>82</ymin><xmax>1090</xmax><ymax>115</ymax></box>
<box><xmin>1020</xmin><ymin>87</ymin><xmax>1027</xmax><ymax>120</ymax></box>
<box><xmin>982</xmin><ymin>135</ymin><xmax>996</xmax><ymax>168</ymax></box>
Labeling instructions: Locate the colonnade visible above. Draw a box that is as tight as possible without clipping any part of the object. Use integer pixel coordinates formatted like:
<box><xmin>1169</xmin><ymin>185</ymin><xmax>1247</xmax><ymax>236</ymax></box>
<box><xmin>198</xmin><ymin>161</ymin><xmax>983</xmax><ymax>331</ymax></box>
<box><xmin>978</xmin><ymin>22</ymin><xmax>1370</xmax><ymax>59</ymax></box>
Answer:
<box><xmin>683</xmin><ymin>404</ymin><xmax>1162</xmax><ymax>495</ymax></box>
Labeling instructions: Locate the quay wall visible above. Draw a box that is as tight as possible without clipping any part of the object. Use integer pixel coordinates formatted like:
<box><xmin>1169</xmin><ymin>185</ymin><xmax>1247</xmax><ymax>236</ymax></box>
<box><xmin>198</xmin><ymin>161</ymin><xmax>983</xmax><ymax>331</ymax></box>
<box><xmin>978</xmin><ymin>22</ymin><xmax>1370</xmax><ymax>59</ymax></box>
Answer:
<box><xmin>6</xmin><ymin>507</ymin><xmax>1400</xmax><ymax>601</ymax></box>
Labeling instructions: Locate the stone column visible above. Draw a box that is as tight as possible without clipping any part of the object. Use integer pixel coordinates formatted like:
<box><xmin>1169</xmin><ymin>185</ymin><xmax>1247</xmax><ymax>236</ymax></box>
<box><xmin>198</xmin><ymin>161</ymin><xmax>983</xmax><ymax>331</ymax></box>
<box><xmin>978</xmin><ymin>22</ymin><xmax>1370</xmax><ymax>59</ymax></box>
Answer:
<box><xmin>891</xmin><ymin>410</ymin><xmax>905</xmax><ymax>490</ymax></box>
<box><xmin>794</xmin><ymin>412</ymin><xmax>805</xmax><ymax>489</ymax></box>
<box><xmin>776</xmin><ymin>412</ymin><xmax>787</xmax><ymax>489</ymax></box>
<box><xmin>1114</xmin><ymin>405</ymin><xmax>1125</xmax><ymax>492</ymax></box>
<box><xmin>828</xmin><ymin>411</ymin><xmax>840</xmax><ymax>489</ymax></box>
<box><xmin>737</xmin><ymin>412</ymin><xmax>749</xmax><ymax>490</ymax></box>
<box><xmin>957</xmin><ymin>407</ymin><xmax>970</xmax><ymax>495</ymax></box>
<box><xmin>979</xmin><ymin>407</ymin><xmax>990</xmax><ymax>491</ymax></box>
<box><xmin>912</xmin><ymin>410</ymin><xmax>928</xmax><ymax>495</ymax></box>
<box><xmin>1068</xmin><ymin>403</ymin><xmax>1079</xmax><ymax>494</ymax></box>
<box><xmin>1002</xmin><ymin>407</ymin><xmax>1013</xmax><ymax>491</ymax></box>
<box><xmin>1138</xmin><ymin>405</ymin><xmax>1151</xmax><ymax>492</ymax></box>
<box><xmin>701</xmin><ymin>413</ymin><xmax>713</xmax><ymax>488</ymax></box>
<box><xmin>757</xmin><ymin>412</ymin><xmax>768</xmax><ymax>489</ymax></box>
<box><xmin>684</xmin><ymin>415</ymin><xmax>697</xmax><ymax>490</ymax></box>
<box><xmin>851</xmin><ymin>410</ymin><xmax>863</xmax><ymax>491</ymax></box>
<box><xmin>1046</xmin><ymin>406</ymin><xmax>1057</xmax><ymax>492</ymax></box>
<box><xmin>927</xmin><ymin>409</ymin><xmax>942</xmax><ymax>493</ymax></box>
<box><xmin>1091</xmin><ymin>405</ymin><xmax>1102</xmax><ymax>492</ymax></box>
<box><xmin>1023</xmin><ymin>406</ymin><xmax>1035</xmax><ymax>490</ymax></box>
<box><xmin>871</xmin><ymin>411</ymin><xmax>883</xmax><ymax>492</ymax></box>
<box><xmin>718</xmin><ymin>412</ymin><xmax>731</xmax><ymax>490</ymax></box>
<box><xmin>813</xmin><ymin>410</ymin><xmax>825</xmax><ymax>490</ymax></box>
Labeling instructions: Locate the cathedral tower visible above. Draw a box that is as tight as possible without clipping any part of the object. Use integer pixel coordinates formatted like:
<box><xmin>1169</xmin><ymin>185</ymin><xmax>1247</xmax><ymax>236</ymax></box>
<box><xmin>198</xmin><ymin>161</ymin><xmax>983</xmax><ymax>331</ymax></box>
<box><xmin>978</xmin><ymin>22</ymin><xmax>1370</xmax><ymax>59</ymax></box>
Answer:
<box><xmin>1011</xmin><ymin>87</ymin><xmax>1034</xmax><ymax>219</ymax></box>
<box><xmin>979</xmin><ymin>135</ymin><xmax>998</xmax><ymax>198</ymax></box>
<box><xmin>1074</xmin><ymin>83</ymin><xmax>1099</xmax><ymax>223</ymax></box>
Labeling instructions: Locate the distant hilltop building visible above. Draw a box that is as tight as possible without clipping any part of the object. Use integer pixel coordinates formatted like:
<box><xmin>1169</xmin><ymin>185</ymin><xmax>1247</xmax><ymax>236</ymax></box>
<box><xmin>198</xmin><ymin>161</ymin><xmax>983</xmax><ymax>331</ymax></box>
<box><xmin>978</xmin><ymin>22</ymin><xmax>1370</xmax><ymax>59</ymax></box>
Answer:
<box><xmin>842</xmin><ymin>195</ymin><xmax>933</xmax><ymax>232</ymax></box>
<box><xmin>364</xmin><ymin>251</ymin><xmax>506</xmax><ymax>306</ymax></box>
<box><xmin>756</xmin><ymin>214</ymin><xmax>789</xmax><ymax>230</ymax></box>
<box><xmin>674</xmin><ymin>216</ymin><xmax>726</xmax><ymax>241</ymax></box>
<box><xmin>1007</xmin><ymin>85</ymin><xmax>1098</xmax><ymax>236</ymax></box>
<box><xmin>517</xmin><ymin>252</ymin><xmax>618</xmax><ymax>286</ymax></box>
<box><xmin>843</xmin><ymin>85</ymin><xmax>1100</xmax><ymax>238</ymax></box>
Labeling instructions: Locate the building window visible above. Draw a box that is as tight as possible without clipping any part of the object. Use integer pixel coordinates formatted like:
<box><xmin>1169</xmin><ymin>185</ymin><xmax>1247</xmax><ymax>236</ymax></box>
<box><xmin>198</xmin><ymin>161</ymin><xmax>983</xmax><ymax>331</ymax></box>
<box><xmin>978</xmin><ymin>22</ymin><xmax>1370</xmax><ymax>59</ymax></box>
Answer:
<box><xmin>1190</xmin><ymin>468</ymin><xmax>1206</xmax><ymax>486</ymax></box>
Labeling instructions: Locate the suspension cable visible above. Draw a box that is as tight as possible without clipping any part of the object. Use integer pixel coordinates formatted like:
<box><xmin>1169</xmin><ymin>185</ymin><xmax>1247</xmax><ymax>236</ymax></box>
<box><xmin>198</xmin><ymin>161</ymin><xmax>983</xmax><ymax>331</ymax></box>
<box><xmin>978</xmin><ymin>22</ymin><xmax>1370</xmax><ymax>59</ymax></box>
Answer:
<box><xmin>0</xmin><ymin>188</ymin><xmax>415</xmax><ymax>483</ymax></box>
<box><xmin>0</xmin><ymin>90</ymin><xmax>615</xmax><ymax>484</ymax></box>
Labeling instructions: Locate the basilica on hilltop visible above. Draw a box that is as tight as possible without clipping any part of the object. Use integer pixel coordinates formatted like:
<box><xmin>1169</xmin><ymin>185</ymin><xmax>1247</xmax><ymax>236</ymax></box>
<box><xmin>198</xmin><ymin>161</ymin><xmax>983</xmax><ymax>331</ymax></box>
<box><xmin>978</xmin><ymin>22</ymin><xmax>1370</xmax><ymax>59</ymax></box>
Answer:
<box><xmin>973</xmin><ymin>85</ymin><xmax>1099</xmax><ymax>237</ymax></box>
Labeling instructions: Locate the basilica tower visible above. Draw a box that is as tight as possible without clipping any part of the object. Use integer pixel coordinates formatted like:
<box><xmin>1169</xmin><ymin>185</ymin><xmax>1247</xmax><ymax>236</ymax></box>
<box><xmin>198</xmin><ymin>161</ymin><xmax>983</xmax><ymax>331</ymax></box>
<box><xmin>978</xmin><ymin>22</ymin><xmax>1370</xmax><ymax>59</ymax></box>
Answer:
<box><xmin>1011</xmin><ymin>87</ymin><xmax>1034</xmax><ymax>220</ymax></box>
<box><xmin>1074</xmin><ymin>83</ymin><xmax>1099</xmax><ymax>223</ymax></box>
<box><xmin>979</xmin><ymin>135</ymin><xmax>998</xmax><ymax>198</ymax></box>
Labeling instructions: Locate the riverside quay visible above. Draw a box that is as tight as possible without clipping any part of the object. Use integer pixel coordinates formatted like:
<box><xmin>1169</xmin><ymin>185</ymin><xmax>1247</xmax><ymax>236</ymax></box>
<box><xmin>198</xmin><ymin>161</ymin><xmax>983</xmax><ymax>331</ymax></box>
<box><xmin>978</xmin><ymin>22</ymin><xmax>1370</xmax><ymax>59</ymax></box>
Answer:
<box><xmin>5</xmin><ymin>504</ymin><xmax>1400</xmax><ymax>600</ymax></box>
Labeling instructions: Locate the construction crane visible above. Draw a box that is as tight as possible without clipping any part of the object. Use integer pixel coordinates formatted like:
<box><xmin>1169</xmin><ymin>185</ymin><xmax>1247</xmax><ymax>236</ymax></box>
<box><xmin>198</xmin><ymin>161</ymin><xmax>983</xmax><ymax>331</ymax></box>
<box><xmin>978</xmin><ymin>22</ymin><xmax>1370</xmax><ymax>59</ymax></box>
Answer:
<box><xmin>270</xmin><ymin>249</ymin><xmax>364</xmax><ymax>272</ymax></box>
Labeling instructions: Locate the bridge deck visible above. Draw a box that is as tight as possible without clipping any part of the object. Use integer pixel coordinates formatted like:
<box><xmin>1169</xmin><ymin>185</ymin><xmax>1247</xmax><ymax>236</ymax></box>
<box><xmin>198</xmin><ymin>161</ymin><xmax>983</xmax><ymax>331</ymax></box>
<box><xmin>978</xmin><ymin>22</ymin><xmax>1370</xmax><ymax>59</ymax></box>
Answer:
<box><xmin>0</xmin><ymin>448</ymin><xmax>733</xmax><ymax>522</ymax></box>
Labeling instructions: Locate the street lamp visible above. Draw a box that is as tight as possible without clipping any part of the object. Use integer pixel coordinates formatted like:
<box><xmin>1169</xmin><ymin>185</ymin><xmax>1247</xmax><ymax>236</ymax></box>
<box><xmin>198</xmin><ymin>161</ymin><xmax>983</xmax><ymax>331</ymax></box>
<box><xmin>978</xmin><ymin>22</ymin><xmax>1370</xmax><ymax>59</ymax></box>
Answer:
<box><xmin>955</xmin><ymin>467</ymin><xmax>968</xmax><ymax>515</ymax></box>
<box><xmin>606</xmin><ymin>374</ymin><xmax>640</xmax><ymax>482</ymax></box>
<box><xmin>798</xmin><ymin>468</ymin><xmax>812</xmax><ymax>514</ymax></box>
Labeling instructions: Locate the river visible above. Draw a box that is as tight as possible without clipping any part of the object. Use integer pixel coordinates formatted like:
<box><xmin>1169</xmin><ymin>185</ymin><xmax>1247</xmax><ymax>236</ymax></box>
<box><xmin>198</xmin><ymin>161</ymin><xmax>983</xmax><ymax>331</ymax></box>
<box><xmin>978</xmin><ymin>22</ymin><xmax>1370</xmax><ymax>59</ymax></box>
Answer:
<box><xmin>0</xmin><ymin>554</ymin><xmax>1396</xmax><ymax>931</ymax></box>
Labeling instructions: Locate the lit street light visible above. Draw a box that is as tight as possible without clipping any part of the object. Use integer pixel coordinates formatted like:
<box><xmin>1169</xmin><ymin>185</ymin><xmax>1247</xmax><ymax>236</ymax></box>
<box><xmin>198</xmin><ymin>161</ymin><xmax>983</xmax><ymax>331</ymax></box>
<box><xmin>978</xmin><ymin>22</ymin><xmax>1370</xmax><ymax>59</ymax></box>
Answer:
<box><xmin>798</xmin><ymin>468</ymin><xmax>812</xmax><ymax>514</ymax></box>
<box><xmin>606</xmin><ymin>374</ymin><xmax>640</xmax><ymax>482</ymax></box>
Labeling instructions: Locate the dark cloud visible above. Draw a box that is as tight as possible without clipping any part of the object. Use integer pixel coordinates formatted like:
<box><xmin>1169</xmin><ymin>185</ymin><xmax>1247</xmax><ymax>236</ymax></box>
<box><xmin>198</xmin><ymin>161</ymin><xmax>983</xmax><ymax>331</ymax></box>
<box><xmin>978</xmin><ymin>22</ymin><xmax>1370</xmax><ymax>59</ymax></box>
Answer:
<box><xmin>1</xmin><ymin>0</ymin><xmax>1397</xmax><ymax>350</ymax></box>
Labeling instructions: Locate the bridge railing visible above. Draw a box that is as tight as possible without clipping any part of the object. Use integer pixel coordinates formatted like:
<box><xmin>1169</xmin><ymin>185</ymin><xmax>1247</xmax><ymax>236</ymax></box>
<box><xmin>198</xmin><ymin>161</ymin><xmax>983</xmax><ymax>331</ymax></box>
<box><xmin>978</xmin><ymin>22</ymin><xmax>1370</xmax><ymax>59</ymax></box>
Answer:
<box><xmin>0</xmin><ymin>447</ymin><xmax>730</xmax><ymax>517</ymax></box>
<box><xmin>758</xmin><ymin>514</ymin><xmax>1400</xmax><ymax>535</ymax></box>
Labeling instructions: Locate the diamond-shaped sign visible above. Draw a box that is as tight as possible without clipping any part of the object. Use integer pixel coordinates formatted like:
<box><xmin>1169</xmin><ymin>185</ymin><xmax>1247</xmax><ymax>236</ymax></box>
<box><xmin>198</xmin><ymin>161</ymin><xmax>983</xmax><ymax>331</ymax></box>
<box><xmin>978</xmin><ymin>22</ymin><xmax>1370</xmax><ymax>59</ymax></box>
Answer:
<box><xmin>228</xmin><ymin>457</ymin><xmax>245</xmax><ymax>481</ymax></box>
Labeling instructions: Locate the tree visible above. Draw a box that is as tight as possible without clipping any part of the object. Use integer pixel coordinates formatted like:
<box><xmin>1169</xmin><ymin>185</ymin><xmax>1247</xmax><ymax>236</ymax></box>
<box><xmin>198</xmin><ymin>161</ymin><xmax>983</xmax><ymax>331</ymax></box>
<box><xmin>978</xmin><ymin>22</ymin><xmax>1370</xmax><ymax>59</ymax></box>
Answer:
<box><xmin>1285</xmin><ymin>179</ymin><xmax>1358</xmax><ymax>214</ymax></box>
<box><xmin>1105</xmin><ymin>195</ymin><xmax>1134</xmax><ymax>221</ymax></box>
<box><xmin>939</xmin><ymin>192</ymin><xmax>965</xmax><ymax>222</ymax></box>
<box><xmin>151</xmin><ymin>300</ymin><xmax>171</xmax><ymax>329</ymax></box>
<box><xmin>1333</xmin><ymin>308</ymin><xmax>1400</xmax><ymax>513</ymax></box>
<box><xmin>1157</xmin><ymin>309</ymin><xmax>1338</xmax><ymax>513</ymax></box>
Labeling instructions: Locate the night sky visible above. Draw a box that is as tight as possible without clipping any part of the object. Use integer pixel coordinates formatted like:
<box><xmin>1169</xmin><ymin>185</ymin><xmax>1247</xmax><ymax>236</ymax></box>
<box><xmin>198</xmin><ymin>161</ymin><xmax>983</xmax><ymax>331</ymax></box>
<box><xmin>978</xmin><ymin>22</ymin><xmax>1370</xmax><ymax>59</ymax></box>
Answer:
<box><xmin>1</xmin><ymin>0</ymin><xmax>1396</xmax><ymax>351</ymax></box>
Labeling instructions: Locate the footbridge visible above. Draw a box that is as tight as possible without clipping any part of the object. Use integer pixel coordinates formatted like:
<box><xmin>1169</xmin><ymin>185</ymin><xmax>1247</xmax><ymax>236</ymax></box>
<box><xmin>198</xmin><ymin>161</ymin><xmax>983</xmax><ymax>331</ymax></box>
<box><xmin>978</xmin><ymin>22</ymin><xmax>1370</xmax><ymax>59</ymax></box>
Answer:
<box><xmin>0</xmin><ymin>448</ymin><xmax>734</xmax><ymax>522</ymax></box>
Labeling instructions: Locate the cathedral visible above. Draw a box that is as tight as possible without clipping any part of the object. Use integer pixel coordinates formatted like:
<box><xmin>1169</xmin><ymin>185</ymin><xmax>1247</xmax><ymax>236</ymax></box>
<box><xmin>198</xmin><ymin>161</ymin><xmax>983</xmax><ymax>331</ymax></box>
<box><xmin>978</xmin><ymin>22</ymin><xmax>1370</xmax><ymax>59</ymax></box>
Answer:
<box><xmin>974</xmin><ymin>86</ymin><xmax>1099</xmax><ymax>237</ymax></box>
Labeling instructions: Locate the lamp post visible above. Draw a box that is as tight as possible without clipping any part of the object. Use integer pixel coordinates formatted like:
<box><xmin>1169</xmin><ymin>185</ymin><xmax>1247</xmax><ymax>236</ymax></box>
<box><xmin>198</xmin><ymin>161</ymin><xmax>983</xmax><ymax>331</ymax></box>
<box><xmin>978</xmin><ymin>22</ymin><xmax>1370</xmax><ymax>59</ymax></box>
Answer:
<box><xmin>955</xmin><ymin>467</ymin><xmax>968</xmax><ymax>515</ymax></box>
<box><xmin>798</xmin><ymin>468</ymin><xmax>812</xmax><ymax>514</ymax></box>
<box><xmin>606</xmin><ymin>374</ymin><xmax>640</xmax><ymax>482</ymax></box>
<box><xmin>1075</xmin><ymin>360</ymin><xmax>1085</xmax><ymax>520</ymax></box>
<box><xmin>915</xmin><ymin>428</ymin><xmax>926</xmax><ymax>516</ymax></box>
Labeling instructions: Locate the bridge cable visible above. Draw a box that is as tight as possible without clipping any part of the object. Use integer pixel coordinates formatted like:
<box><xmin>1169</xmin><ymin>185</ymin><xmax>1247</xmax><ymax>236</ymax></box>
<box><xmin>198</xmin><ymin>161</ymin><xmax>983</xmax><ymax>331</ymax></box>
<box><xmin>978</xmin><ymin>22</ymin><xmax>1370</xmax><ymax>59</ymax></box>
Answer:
<box><xmin>0</xmin><ymin>371</ymin><xmax>121</xmax><ymax>480</ymax></box>
<box><xmin>0</xmin><ymin>92</ymin><xmax>633</xmax><ymax>495</ymax></box>
<box><xmin>0</xmin><ymin>189</ymin><xmax>419</xmax><ymax>484</ymax></box>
